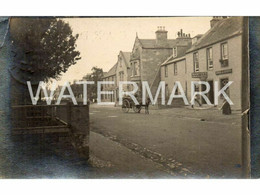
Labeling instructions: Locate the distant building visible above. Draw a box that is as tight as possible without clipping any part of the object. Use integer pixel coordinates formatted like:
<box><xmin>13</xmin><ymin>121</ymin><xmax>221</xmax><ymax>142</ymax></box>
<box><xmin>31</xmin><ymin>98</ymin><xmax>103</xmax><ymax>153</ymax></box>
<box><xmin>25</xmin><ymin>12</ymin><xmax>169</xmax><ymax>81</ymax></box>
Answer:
<box><xmin>101</xmin><ymin>63</ymin><xmax>117</xmax><ymax>103</ymax></box>
<box><xmin>115</xmin><ymin>51</ymin><xmax>131</xmax><ymax>102</ymax></box>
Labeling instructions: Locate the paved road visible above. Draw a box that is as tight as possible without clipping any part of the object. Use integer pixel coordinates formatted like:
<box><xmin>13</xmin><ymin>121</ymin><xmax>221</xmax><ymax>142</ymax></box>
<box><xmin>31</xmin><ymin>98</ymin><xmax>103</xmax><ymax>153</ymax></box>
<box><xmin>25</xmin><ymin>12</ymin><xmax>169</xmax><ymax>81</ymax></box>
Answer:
<box><xmin>89</xmin><ymin>104</ymin><xmax>242</xmax><ymax>178</ymax></box>
<box><xmin>0</xmin><ymin>104</ymin><xmax>242</xmax><ymax>178</ymax></box>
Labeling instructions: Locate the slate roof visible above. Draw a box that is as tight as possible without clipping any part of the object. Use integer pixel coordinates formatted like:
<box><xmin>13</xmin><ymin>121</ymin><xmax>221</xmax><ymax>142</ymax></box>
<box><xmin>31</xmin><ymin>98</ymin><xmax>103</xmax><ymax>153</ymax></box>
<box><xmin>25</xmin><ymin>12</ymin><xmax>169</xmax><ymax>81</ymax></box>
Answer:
<box><xmin>139</xmin><ymin>39</ymin><xmax>176</xmax><ymax>48</ymax></box>
<box><xmin>121</xmin><ymin>51</ymin><xmax>131</xmax><ymax>67</ymax></box>
<box><xmin>161</xmin><ymin>42</ymin><xmax>192</xmax><ymax>66</ymax></box>
<box><xmin>103</xmin><ymin>63</ymin><xmax>117</xmax><ymax>78</ymax></box>
<box><xmin>187</xmin><ymin>17</ymin><xmax>243</xmax><ymax>53</ymax></box>
<box><xmin>161</xmin><ymin>47</ymin><xmax>189</xmax><ymax>66</ymax></box>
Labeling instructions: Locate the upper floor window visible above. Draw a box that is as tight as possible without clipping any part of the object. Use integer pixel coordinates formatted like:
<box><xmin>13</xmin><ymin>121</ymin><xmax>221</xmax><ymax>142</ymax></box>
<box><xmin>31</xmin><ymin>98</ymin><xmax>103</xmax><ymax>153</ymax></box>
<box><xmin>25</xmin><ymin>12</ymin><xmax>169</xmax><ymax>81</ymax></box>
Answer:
<box><xmin>221</xmin><ymin>43</ymin><xmax>228</xmax><ymax>60</ymax></box>
<box><xmin>207</xmin><ymin>47</ymin><xmax>213</xmax><ymax>70</ymax></box>
<box><xmin>131</xmin><ymin>62</ymin><xmax>135</xmax><ymax>76</ymax></box>
<box><xmin>165</xmin><ymin>65</ymin><xmax>168</xmax><ymax>77</ymax></box>
<box><xmin>221</xmin><ymin>43</ymin><xmax>228</xmax><ymax>67</ymax></box>
<box><xmin>173</xmin><ymin>47</ymin><xmax>177</xmax><ymax>57</ymax></box>
<box><xmin>119</xmin><ymin>71</ymin><xmax>124</xmax><ymax>81</ymax></box>
<box><xmin>174</xmin><ymin>62</ymin><xmax>177</xmax><ymax>75</ymax></box>
<box><xmin>131</xmin><ymin>61</ymin><xmax>140</xmax><ymax>76</ymax></box>
<box><xmin>135</xmin><ymin>62</ymin><xmax>140</xmax><ymax>76</ymax></box>
<box><xmin>193</xmin><ymin>52</ymin><xmax>199</xmax><ymax>72</ymax></box>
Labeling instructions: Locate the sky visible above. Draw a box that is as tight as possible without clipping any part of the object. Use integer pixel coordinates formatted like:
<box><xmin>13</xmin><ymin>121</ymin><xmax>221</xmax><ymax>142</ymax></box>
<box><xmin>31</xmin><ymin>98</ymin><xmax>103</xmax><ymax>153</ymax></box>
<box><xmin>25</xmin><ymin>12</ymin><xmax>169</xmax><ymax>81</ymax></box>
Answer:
<box><xmin>56</xmin><ymin>17</ymin><xmax>212</xmax><ymax>85</ymax></box>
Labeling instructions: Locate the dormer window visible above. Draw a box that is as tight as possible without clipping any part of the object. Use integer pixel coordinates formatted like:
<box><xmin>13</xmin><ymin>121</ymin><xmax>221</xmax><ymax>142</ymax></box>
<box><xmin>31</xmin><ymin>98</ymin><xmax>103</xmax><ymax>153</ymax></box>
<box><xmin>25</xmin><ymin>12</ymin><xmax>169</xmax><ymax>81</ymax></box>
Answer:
<box><xmin>173</xmin><ymin>47</ymin><xmax>177</xmax><ymax>57</ymax></box>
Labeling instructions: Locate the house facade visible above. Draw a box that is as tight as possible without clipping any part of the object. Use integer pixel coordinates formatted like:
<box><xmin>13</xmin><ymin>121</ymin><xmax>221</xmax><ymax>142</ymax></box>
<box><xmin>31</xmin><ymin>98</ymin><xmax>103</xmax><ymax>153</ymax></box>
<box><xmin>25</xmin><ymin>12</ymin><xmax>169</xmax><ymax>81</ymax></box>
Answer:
<box><xmin>101</xmin><ymin>63</ymin><xmax>117</xmax><ymax>103</ymax></box>
<box><xmin>160</xmin><ymin>30</ymin><xmax>192</xmax><ymax>106</ymax></box>
<box><xmin>129</xmin><ymin>27</ymin><xmax>177</xmax><ymax>95</ymax></box>
<box><xmin>159</xmin><ymin>17</ymin><xmax>243</xmax><ymax>110</ymax></box>
<box><xmin>101</xmin><ymin>17</ymin><xmax>244</xmax><ymax>110</ymax></box>
<box><xmin>115</xmin><ymin>51</ymin><xmax>131</xmax><ymax>102</ymax></box>
<box><xmin>185</xmin><ymin>16</ymin><xmax>243</xmax><ymax>110</ymax></box>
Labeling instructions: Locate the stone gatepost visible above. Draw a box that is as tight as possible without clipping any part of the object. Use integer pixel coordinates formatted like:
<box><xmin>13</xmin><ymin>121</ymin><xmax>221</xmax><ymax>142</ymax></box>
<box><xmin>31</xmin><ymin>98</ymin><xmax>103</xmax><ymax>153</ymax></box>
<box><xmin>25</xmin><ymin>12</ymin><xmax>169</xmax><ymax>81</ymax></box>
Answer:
<box><xmin>67</xmin><ymin>101</ymin><xmax>90</xmax><ymax>160</ymax></box>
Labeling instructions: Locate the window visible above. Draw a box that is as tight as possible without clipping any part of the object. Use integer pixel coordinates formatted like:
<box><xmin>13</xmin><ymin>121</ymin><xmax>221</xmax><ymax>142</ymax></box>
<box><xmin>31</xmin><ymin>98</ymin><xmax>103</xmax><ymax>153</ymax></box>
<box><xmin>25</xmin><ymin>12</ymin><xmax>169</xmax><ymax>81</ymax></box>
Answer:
<box><xmin>193</xmin><ymin>52</ymin><xmax>199</xmax><ymax>72</ymax></box>
<box><xmin>207</xmin><ymin>47</ymin><xmax>213</xmax><ymax>70</ymax></box>
<box><xmin>174</xmin><ymin>62</ymin><xmax>177</xmax><ymax>75</ymax></box>
<box><xmin>221</xmin><ymin>43</ymin><xmax>228</xmax><ymax>60</ymax></box>
<box><xmin>135</xmin><ymin>62</ymin><xmax>140</xmax><ymax>76</ymax></box>
<box><xmin>220</xmin><ymin>78</ymin><xmax>230</xmax><ymax>98</ymax></box>
<box><xmin>119</xmin><ymin>71</ymin><xmax>124</xmax><ymax>81</ymax></box>
<box><xmin>131</xmin><ymin>62</ymin><xmax>135</xmax><ymax>76</ymax></box>
<box><xmin>173</xmin><ymin>47</ymin><xmax>177</xmax><ymax>57</ymax></box>
<box><xmin>165</xmin><ymin>65</ymin><xmax>168</xmax><ymax>77</ymax></box>
<box><xmin>221</xmin><ymin>43</ymin><xmax>228</xmax><ymax>67</ymax></box>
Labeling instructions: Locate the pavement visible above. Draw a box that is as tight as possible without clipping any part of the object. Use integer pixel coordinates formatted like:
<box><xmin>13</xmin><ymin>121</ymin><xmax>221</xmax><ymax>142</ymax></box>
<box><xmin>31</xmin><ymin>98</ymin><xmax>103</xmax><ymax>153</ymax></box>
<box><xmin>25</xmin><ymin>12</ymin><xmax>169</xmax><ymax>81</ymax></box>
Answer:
<box><xmin>0</xmin><ymin>104</ymin><xmax>242</xmax><ymax>178</ymax></box>
<box><xmin>89</xmin><ymin>104</ymin><xmax>242</xmax><ymax>178</ymax></box>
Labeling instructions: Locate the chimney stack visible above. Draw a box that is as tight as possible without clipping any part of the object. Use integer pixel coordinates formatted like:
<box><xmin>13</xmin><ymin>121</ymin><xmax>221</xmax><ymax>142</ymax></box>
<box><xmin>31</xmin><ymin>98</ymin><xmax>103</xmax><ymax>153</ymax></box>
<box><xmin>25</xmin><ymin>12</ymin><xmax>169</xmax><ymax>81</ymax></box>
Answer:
<box><xmin>177</xmin><ymin>29</ymin><xmax>191</xmax><ymax>39</ymax></box>
<box><xmin>210</xmin><ymin>16</ymin><xmax>227</xmax><ymax>28</ymax></box>
<box><xmin>155</xmin><ymin>26</ymin><xmax>168</xmax><ymax>46</ymax></box>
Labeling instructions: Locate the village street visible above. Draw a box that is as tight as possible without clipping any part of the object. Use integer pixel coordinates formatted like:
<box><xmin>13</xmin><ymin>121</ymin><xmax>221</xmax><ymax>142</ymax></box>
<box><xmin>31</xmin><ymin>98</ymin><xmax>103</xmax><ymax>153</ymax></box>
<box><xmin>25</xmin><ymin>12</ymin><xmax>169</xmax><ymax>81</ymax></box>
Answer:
<box><xmin>0</xmin><ymin>104</ymin><xmax>242</xmax><ymax>179</ymax></box>
<box><xmin>89</xmin><ymin>104</ymin><xmax>242</xmax><ymax>178</ymax></box>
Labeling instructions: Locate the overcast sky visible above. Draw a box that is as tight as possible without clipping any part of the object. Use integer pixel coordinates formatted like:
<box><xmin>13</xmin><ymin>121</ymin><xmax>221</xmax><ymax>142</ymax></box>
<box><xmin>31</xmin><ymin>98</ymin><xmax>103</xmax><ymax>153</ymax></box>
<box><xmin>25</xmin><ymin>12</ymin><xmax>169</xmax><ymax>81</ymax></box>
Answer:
<box><xmin>56</xmin><ymin>17</ymin><xmax>212</xmax><ymax>85</ymax></box>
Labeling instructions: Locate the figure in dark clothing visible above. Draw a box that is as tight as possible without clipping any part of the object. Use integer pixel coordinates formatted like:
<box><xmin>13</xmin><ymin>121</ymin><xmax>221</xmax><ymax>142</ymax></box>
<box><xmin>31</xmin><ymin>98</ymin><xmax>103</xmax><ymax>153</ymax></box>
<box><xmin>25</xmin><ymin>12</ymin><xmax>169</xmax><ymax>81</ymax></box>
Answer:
<box><xmin>220</xmin><ymin>99</ymin><xmax>232</xmax><ymax>115</ymax></box>
<box><xmin>191</xmin><ymin>95</ymin><xmax>202</xmax><ymax>108</ymax></box>
<box><xmin>145</xmin><ymin>97</ymin><xmax>151</xmax><ymax>114</ymax></box>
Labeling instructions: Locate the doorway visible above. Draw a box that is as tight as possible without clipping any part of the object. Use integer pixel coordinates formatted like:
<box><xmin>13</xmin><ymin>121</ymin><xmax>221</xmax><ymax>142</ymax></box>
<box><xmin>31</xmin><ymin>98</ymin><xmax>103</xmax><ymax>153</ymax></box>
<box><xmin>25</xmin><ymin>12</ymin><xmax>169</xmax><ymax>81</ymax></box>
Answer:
<box><xmin>201</xmin><ymin>80</ymin><xmax>214</xmax><ymax>104</ymax></box>
<box><xmin>208</xmin><ymin>80</ymin><xmax>214</xmax><ymax>104</ymax></box>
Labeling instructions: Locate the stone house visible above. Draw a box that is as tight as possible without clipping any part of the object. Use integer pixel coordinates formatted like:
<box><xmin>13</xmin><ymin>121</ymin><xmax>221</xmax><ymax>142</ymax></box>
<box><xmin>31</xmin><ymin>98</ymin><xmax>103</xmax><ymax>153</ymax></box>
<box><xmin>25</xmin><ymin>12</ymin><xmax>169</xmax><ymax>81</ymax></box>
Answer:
<box><xmin>129</xmin><ymin>27</ymin><xmax>177</xmax><ymax>95</ymax></box>
<box><xmin>115</xmin><ymin>51</ymin><xmax>131</xmax><ymax>102</ymax></box>
<box><xmin>185</xmin><ymin>16</ymin><xmax>244</xmax><ymax>110</ymax></box>
<box><xmin>101</xmin><ymin>63</ymin><xmax>117</xmax><ymax>103</ymax></box>
<box><xmin>160</xmin><ymin>29</ymin><xmax>192</xmax><ymax>106</ymax></box>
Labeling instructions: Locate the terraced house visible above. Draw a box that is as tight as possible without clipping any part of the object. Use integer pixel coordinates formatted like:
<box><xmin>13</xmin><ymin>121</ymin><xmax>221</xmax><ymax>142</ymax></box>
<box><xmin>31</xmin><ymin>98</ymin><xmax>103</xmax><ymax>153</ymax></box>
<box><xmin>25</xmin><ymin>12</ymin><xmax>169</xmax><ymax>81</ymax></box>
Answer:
<box><xmin>160</xmin><ymin>29</ymin><xmax>192</xmax><ymax>106</ymax></box>
<box><xmin>185</xmin><ymin>16</ymin><xmax>244</xmax><ymax>110</ymax></box>
<box><xmin>160</xmin><ymin>16</ymin><xmax>244</xmax><ymax>110</ymax></box>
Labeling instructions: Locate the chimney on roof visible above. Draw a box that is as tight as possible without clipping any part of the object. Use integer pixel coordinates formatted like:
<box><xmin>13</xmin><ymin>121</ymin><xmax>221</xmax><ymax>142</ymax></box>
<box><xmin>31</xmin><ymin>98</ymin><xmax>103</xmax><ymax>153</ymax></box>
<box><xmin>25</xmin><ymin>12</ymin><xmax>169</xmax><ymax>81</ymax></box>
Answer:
<box><xmin>155</xmin><ymin>26</ymin><xmax>168</xmax><ymax>46</ymax></box>
<box><xmin>210</xmin><ymin>16</ymin><xmax>227</xmax><ymax>28</ymax></box>
<box><xmin>177</xmin><ymin>29</ymin><xmax>191</xmax><ymax>39</ymax></box>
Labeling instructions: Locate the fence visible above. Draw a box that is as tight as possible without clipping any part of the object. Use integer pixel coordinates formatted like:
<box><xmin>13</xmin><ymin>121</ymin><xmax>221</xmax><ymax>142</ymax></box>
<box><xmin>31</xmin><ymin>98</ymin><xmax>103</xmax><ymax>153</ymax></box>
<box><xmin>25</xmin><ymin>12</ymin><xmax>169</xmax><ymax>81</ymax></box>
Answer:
<box><xmin>11</xmin><ymin>101</ymin><xmax>90</xmax><ymax>158</ymax></box>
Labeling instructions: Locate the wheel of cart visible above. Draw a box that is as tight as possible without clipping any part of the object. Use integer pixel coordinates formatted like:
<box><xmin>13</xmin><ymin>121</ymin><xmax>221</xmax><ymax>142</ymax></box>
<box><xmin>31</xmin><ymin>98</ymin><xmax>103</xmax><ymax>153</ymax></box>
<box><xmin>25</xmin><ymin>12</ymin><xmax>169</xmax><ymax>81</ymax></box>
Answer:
<box><xmin>122</xmin><ymin>98</ymin><xmax>130</xmax><ymax>113</ymax></box>
<box><xmin>133</xmin><ymin>104</ymin><xmax>142</xmax><ymax>113</ymax></box>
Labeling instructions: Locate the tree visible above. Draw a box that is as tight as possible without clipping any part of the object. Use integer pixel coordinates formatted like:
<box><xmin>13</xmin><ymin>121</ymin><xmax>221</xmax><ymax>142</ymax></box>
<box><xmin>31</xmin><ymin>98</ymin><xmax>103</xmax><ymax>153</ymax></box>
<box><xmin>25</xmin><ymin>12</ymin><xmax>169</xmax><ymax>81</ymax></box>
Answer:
<box><xmin>82</xmin><ymin>66</ymin><xmax>104</xmax><ymax>101</ymax></box>
<box><xmin>9</xmin><ymin>17</ymin><xmax>81</xmax><ymax>82</ymax></box>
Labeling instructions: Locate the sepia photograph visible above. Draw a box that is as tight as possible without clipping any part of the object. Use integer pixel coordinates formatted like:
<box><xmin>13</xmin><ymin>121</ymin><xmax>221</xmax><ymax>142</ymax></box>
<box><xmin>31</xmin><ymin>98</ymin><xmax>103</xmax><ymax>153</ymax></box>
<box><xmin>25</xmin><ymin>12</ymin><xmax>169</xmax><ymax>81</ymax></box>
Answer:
<box><xmin>0</xmin><ymin>16</ymin><xmax>250</xmax><ymax>179</ymax></box>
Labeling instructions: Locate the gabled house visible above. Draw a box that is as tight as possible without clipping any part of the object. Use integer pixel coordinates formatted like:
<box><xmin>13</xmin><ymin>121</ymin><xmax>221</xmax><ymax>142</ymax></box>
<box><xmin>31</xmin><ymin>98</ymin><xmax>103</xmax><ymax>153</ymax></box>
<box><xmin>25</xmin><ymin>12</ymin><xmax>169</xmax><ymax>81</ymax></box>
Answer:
<box><xmin>129</xmin><ymin>27</ymin><xmax>178</xmax><ymax>95</ymax></box>
<box><xmin>115</xmin><ymin>51</ymin><xmax>131</xmax><ymax>102</ymax></box>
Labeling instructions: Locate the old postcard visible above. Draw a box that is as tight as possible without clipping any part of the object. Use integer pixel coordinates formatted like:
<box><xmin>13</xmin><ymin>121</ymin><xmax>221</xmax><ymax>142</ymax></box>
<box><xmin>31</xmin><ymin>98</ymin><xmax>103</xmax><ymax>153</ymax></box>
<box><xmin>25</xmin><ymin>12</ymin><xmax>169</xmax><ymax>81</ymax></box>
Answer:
<box><xmin>0</xmin><ymin>17</ymin><xmax>251</xmax><ymax>178</ymax></box>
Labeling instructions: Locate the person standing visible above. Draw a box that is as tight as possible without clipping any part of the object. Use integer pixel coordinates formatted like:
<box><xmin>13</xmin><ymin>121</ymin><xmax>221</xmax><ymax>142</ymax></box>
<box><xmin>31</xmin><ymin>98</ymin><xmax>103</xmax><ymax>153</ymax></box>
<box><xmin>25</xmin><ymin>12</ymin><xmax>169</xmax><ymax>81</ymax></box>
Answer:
<box><xmin>145</xmin><ymin>97</ymin><xmax>151</xmax><ymax>114</ymax></box>
<box><xmin>220</xmin><ymin>99</ymin><xmax>232</xmax><ymax>115</ymax></box>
